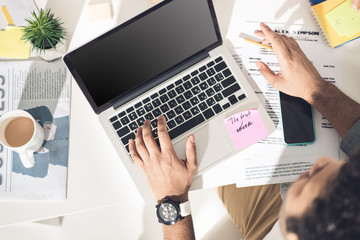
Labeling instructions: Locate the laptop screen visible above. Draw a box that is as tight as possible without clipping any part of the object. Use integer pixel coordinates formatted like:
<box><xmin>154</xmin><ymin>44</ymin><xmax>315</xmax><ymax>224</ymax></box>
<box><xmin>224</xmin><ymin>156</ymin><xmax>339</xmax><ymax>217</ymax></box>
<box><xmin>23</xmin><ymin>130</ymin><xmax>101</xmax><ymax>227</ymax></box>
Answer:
<box><xmin>64</xmin><ymin>0</ymin><xmax>221</xmax><ymax>113</ymax></box>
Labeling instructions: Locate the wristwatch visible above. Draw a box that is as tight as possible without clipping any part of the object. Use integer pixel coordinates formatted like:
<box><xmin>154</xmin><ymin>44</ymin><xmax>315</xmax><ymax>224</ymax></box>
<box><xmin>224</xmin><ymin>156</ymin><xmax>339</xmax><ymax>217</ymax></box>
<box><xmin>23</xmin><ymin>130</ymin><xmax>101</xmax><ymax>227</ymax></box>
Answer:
<box><xmin>155</xmin><ymin>198</ymin><xmax>191</xmax><ymax>225</ymax></box>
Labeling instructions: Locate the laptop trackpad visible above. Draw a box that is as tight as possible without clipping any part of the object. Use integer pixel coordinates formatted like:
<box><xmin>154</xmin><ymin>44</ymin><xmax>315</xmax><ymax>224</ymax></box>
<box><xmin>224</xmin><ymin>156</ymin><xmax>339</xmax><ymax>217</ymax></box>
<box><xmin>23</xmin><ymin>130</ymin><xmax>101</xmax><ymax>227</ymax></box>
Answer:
<box><xmin>173</xmin><ymin>124</ymin><xmax>233</xmax><ymax>173</ymax></box>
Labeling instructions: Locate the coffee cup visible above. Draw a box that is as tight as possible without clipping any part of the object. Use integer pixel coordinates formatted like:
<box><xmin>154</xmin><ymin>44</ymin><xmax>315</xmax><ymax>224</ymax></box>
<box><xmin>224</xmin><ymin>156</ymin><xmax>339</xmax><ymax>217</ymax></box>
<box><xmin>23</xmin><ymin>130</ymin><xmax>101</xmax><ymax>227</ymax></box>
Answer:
<box><xmin>0</xmin><ymin>110</ymin><xmax>44</xmax><ymax>168</ymax></box>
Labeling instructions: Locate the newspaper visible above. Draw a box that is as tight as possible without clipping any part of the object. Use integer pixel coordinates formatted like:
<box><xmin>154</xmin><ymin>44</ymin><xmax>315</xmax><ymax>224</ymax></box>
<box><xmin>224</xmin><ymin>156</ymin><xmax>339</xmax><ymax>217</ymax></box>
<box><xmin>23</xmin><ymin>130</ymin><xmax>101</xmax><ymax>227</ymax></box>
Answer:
<box><xmin>232</xmin><ymin>23</ymin><xmax>341</xmax><ymax>187</ymax></box>
<box><xmin>0</xmin><ymin>59</ymin><xmax>70</xmax><ymax>200</ymax></box>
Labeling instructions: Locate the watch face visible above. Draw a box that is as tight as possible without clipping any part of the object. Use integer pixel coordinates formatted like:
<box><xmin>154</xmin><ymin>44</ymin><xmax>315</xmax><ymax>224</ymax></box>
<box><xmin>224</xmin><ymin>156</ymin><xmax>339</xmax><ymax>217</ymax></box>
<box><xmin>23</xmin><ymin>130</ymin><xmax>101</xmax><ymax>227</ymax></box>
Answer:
<box><xmin>158</xmin><ymin>202</ymin><xmax>179</xmax><ymax>224</ymax></box>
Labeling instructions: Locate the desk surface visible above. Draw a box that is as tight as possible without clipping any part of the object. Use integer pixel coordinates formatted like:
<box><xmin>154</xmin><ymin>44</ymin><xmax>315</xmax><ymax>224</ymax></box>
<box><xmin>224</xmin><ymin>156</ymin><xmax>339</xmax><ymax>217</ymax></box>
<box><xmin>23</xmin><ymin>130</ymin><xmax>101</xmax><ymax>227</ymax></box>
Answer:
<box><xmin>0</xmin><ymin>0</ymin><xmax>359</xmax><ymax>227</ymax></box>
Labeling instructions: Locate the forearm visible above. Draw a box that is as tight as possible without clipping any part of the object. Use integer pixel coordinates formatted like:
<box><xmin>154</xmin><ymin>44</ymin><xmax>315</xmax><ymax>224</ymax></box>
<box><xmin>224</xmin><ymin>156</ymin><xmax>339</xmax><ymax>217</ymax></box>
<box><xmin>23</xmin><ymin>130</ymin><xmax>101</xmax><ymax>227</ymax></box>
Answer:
<box><xmin>163</xmin><ymin>215</ymin><xmax>195</xmax><ymax>240</ymax></box>
<box><xmin>312</xmin><ymin>81</ymin><xmax>360</xmax><ymax>138</ymax></box>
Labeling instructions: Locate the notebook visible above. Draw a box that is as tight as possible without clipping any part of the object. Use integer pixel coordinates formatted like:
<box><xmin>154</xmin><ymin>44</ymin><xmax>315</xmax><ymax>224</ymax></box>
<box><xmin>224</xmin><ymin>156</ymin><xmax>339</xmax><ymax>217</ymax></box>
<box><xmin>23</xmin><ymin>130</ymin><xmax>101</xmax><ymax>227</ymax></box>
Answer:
<box><xmin>311</xmin><ymin>0</ymin><xmax>360</xmax><ymax>47</ymax></box>
<box><xmin>63</xmin><ymin>0</ymin><xmax>274</xmax><ymax>201</ymax></box>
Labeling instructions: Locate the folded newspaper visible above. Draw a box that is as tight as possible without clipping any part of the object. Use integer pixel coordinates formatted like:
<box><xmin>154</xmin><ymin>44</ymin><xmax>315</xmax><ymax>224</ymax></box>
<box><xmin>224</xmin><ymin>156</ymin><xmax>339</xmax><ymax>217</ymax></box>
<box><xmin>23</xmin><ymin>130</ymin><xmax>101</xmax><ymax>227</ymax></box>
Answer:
<box><xmin>0</xmin><ymin>59</ymin><xmax>70</xmax><ymax>200</ymax></box>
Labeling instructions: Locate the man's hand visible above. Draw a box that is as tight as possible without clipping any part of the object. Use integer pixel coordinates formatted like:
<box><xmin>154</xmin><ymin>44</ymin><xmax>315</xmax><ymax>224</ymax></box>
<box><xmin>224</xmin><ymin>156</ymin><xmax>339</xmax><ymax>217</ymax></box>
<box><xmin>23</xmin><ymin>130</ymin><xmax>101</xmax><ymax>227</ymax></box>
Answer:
<box><xmin>129</xmin><ymin>115</ymin><xmax>197</xmax><ymax>203</ymax></box>
<box><xmin>254</xmin><ymin>22</ymin><xmax>326</xmax><ymax>104</ymax></box>
<box><xmin>352</xmin><ymin>0</ymin><xmax>360</xmax><ymax>11</ymax></box>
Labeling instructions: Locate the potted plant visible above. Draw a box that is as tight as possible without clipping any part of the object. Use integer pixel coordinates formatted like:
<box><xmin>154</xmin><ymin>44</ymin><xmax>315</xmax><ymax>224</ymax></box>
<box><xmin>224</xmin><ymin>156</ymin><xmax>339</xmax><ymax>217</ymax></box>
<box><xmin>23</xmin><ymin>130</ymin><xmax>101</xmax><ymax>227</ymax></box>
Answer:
<box><xmin>21</xmin><ymin>9</ymin><xmax>66</xmax><ymax>61</ymax></box>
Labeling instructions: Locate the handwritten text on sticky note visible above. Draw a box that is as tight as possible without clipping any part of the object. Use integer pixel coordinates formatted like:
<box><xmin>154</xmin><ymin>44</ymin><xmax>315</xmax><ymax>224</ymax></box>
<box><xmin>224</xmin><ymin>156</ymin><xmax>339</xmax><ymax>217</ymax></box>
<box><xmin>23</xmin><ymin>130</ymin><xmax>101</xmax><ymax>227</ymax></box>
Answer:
<box><xmin>224</xmin><ymin>108</ymin><xmax>269</xmax><ymax>150</ymax></box>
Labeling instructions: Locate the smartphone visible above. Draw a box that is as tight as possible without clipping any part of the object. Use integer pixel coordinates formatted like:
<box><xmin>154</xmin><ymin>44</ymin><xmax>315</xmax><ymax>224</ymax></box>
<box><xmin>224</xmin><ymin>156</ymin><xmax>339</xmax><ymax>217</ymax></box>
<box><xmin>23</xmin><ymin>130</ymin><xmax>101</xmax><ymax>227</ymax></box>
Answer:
<box><xmin>279</xmin><ymin>91</ymin><xmax>315</xmax><ymax>145</ymax></box>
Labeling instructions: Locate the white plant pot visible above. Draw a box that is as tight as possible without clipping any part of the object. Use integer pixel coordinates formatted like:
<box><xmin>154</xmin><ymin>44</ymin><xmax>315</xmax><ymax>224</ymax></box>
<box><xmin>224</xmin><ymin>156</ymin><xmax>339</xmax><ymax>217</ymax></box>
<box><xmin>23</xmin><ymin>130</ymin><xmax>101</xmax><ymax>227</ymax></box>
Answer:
<box><xmin>31</xmin><ymin>39</ymin><xmax>67</xmax><ymax>62</ymax></box>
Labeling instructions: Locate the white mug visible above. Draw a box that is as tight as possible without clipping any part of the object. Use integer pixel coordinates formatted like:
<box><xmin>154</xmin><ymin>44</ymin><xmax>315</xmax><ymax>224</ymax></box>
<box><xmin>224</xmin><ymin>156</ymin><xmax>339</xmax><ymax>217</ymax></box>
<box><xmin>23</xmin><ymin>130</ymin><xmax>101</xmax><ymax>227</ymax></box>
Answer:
<box><xmin>0</xmin><ymin>110</ymin><xmax>44</xmax><ymax>168</ymax></box>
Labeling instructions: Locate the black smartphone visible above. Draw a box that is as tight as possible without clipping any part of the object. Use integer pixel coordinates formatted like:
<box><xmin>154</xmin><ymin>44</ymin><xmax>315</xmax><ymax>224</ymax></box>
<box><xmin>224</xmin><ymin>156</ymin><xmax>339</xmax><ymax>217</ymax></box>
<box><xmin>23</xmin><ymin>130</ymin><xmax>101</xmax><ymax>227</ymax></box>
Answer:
<box><xmin>279</xmin><ymin>91</ymin><xmax>315</xmax><ymax>145</ymax></box>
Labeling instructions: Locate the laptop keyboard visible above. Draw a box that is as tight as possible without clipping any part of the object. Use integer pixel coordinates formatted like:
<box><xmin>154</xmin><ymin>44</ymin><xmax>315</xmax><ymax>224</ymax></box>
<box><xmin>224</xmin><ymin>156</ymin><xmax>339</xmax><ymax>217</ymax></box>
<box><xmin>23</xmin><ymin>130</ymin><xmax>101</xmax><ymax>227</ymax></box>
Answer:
<box><xmin>109</xmin><ymin>56</ymin><xmax>247</xmax><ymax>162</ymax></box>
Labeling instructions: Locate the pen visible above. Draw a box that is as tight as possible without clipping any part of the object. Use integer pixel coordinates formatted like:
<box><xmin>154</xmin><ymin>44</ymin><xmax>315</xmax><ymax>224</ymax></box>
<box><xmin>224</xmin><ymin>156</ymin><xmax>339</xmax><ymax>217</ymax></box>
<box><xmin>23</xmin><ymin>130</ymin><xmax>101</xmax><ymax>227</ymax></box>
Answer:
<box><xmin>245</xmin><ymin>38</ymin><xmax>273</xmax><ymax>51</ymax></box>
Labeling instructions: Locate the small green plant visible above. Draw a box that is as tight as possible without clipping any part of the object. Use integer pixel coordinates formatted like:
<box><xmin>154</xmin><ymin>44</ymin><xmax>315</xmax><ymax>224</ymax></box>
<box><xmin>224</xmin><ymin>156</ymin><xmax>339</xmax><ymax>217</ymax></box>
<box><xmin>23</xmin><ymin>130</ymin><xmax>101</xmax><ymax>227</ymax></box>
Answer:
<box><xmin>21</xmin><ymin>9</ymin><xmax>66</xmax><ymax>53</ymax></box>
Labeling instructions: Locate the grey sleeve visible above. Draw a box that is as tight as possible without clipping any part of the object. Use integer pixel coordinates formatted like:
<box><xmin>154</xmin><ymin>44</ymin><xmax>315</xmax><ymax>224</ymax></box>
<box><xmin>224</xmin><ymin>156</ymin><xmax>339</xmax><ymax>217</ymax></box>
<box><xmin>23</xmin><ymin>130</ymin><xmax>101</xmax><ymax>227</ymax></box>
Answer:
<box><xmin>340</xmin><ymin>119</ymin><xmax>360</xmax><ymax>156</ymax></box>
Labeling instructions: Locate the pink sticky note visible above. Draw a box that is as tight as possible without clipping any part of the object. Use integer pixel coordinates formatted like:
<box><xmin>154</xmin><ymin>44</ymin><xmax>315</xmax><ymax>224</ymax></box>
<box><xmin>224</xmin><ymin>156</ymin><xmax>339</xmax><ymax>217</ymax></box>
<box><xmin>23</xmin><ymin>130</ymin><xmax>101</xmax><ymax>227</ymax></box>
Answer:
<box><xmin>224</xmin><ymin>108</ymin><xmax>269</xmax><ymax>149</ymax></box>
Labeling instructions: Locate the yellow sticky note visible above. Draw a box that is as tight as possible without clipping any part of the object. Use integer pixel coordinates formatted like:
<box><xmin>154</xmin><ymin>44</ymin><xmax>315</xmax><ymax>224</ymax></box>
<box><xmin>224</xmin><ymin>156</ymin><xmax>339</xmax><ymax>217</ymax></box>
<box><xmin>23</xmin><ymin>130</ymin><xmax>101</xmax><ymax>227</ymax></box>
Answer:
<box><xmin>1</xmin><ymin>6</ymin><xmax>14</xmax><ymax>25</ymax></box>
<box><xmin>326</xmin><ymin>0</ymin><xmax>360</xmax><ymax>37</ymax></box>
<box><xmin>0</xmin><ymin>27</ymin><xmax>31</xmax><ymax>59</ymax></box>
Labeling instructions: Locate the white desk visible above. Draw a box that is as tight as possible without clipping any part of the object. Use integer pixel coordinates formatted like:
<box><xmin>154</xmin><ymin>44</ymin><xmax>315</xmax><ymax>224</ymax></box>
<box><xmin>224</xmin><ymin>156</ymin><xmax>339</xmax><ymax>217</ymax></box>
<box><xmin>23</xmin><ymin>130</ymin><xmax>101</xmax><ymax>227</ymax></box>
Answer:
<box><xmin>0</xmin><ymin>0</ymin><xmax>359</xmax><ymax>227</ymax></box>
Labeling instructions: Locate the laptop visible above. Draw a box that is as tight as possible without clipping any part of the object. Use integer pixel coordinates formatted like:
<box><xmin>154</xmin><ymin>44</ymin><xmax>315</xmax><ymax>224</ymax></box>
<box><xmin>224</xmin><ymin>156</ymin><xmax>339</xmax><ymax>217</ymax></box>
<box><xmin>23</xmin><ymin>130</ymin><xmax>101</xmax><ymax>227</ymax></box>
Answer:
<box><xmin>63</xmin><ymin>0</ymin><xmax>275</xmax><ymax>201</ymax></box>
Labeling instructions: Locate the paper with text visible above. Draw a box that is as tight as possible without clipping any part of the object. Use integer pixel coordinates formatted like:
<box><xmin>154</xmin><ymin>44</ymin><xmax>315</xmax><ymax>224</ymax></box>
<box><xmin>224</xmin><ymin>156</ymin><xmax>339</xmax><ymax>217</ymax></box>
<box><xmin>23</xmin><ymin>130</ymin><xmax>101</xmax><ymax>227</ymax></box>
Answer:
<box><xmin>224</xmin><ymin>109</ymin><xmax>269</xmax><ymax>150</ymax></box>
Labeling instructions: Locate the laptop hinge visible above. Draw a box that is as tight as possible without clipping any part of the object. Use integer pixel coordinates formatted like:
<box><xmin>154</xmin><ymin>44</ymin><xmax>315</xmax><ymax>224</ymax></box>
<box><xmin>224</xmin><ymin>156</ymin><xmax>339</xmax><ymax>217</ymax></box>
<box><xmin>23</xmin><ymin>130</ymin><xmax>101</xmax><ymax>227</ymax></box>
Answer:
<box><xmin>112</xmin><ymin>52</ymin><xmax>210</xmax><ymax>110</ymax></box>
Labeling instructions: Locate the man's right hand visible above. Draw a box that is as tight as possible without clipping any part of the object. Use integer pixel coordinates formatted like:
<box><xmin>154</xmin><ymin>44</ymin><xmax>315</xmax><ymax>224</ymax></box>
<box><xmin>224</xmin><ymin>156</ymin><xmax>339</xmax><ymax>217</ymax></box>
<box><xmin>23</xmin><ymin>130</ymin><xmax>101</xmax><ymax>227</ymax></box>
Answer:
<box><xmin>254</xmin><ymin>22</ymin><xmax>327</xmax><ymax>105</ymax></box>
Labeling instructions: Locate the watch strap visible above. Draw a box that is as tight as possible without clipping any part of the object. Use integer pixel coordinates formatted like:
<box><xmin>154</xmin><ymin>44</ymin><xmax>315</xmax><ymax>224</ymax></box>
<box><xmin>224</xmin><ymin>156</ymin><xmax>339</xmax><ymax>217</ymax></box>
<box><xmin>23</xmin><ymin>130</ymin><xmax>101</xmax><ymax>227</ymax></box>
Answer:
<box><xmin>179</xmin><ymin>200</ymin><xmax>191</xmax><ymax>217</ymax></box>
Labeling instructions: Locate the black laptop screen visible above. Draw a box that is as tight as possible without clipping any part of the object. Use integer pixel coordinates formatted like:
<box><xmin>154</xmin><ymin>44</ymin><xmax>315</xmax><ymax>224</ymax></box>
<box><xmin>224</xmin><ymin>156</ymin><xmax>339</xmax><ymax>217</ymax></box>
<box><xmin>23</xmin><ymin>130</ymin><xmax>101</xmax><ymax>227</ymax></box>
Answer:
<box><xmin>64</xmin><ymin>0</ymin><xmax>221</xmax><ymax>113</ymax></box>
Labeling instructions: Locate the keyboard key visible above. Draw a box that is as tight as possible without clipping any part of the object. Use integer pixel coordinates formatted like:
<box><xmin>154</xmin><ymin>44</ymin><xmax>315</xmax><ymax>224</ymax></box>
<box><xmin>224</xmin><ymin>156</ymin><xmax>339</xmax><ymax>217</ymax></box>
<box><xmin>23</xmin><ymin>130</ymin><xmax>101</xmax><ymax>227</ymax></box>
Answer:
<box><xmin>207</xmin><ymin>61</ymin><xmax>215</xmax><ymax>67</ymax></box>
<box><xmin>190</xmin><ymin>96</ymin><xmax>199</xmax><ymax>105</ymax></box>
<box><xmin>126</xmin><ymin>107</ymin><xmax>134</xmax><ymax>113</ymax></box>
<box><xmin>229</xmin><ymin>95</ymin><xmax>238</xmax><ymax>105</ymax></box>
<box><xmin>206</xmin><ymin>68</ymin><xmax>216</xmax><ymax>76</ymax></box>
<box><xmin>206</xmin><ymin>88</ymin><xmax>215</xmax><ymax>97</ymax></box>
<box><xmin>129</xmin><ymin>112</ymin><xmax>137</xmax><ymax>120</ymax></box>
<box><xmin>191</xmin><ymin>70</ymin><xmax>199</xmax><ymax>76</ymax></box>
<box><xmin>199</xmin><ymin>72</ymin><xmax>208</xmax><ymax>81</ymax></box>
<box><xmin>136</xmin><ymin>107</ymin><xmax>146</xmax><ymax>116</ymax></box>
<box><xmin>153</xmin><ymin>108</ymin><xmax>162</xmax><ymax>117</ymax></box>
<box><xmin>168</xmin><ymin>90</ymin><xmax>177</xmax><ymax>99</ymax></box>
<box><xmin>159</xmin><ymin>88</ymin><xmax>166</xmax><ymax>95</ymax></box>
<box><xmin>137</xmin><ymin>117</ymin><xmax>145</xmax><ymax>126</ymax></box>
<box><xmin>150</xmin><ymin>93</ymin><xmax>159</xmax><ymax>99</ymax></box>
<box><xmin>160</xmin><ymin>104</ymin><xmax>170</xmax><ymax>113</ymax></box>
<box><xmin>203</xmin><ymin>108</ymin><xmax>215</xmax><ymax>119</ymax></box>
<box><xmin>199</xmin><ymin>82</ymin><xmax>209</xmax><ymax>90</ymax></box>
<box><xmin>144</xmin><ymin>103</ymin><xmax>153</xmax><ymax>112</ymax></box>
<box><xmin>166</xmin><ymin>110</ymin><xmax>176</xmax><ymax>119</ymax></box>
<box><xmin>112</xmin><ymin>121</ymin><xmax>121</xmax><ymax>130</ymax></box>
<box><xmin>206</xmin><ymin>97</ymin><xmax>215</xmax><ymax>107</ymax></box>
<box><xmin>152</xmin><ymin>129</ymin><xmax>158</xmax><ymax>138</ymax></box>
<box><xmin>214</xmin><ymin>93</ymin><xmax>223</xmax><ymax>102</ymax></box>
<box><xmin>183</xmin><ymin>75</ymin><xmax>191</xmax><ymax>81</ymax></box>
<box><xmin>175</xmin><ymin>86</ymin><xmax>185</xmax><ymax>94</ymax></box>
<box><xmin>152</xmin><ymin>99</ymin><xmax>161</xmax><ymax>107</ymax></box>
<box><xmin>207</xmin><ymin>77</ymin><xmax>217</xmax><ymax>86</ymax></box>
<box><xmin>215</xmin><ymin>73</ymin><xmax>225</xmax><ymax>82</ymax></box>
<box><xmin>118</xmin><ymin>111</ymin><xmax>126</xmax><ymax>118</ymax></box>
<box><xmin>215</xmin><ymin>56</ymin><xmax>223</xmax><ymax>62</ymax></box>
<box><xmin>183</xmin><ymin>111</ymin><xmax>192</xmax><ymax>120</ymax></box>
<box><xmin>151</xmin><ymin>119</ymin><xmax>158</xmax><ymax>128</ymax></box>
<box><xmin>183</xmin><ymin>81</ymin><xmax>193</xmax><ymax>90</ymax></box>
<box><xmin>199</xmin><ymin>65</ymin><xmax>207</xmax><ymax>72</ymax></box>
<box><xmin>143</xmin><ymin>97</ymin><xmax>150</xmax><ymax>104</ymax></box>
<box><xmin>191</xmin><ymin>86</ymin><xmax>201</xmax><ymax>95</ymax></box>
<box><xmin>199</xmin><ymin>102</ymin><xmax>208</xmax><ymax>111</ymax></box>
<box><xmin>167</xmin><ymin>83</ymin><xmax>175</xmax><ymax>90</ymax></box>
<box><xmin>144</xmin><ymin>112</ymin><xmax>154</xmax><ymax>120</ymax></box>
<box><xmin>160</xmin><ymin>94</ymin><xmax>169</xmax><ymax>103</ymax></box>
<box><xmin>168</xmin><ymin>114</ymin><xmax>205</xmax><ymax>140</ymax></box>
<box><xmin>214</xmin><ymin>83</ymin><xmax>223</xmax><ymax>92</ymax></box>
<box><xmin>182</xmin><ymin>101</ymin><xmax>192</xmax><ymax>110</ymax></box>
<box><xmin>129</xmin><ymin>122</ymin><xmax>138</xmax><ymax>131</ymax></box>
<box><xmin>222</xmin><ymin>69</ymin><xmax>231</xmax><ymax>77</ymax></box>
<box><xmin>184</xmin><ymin>91</ymin><xmax>193</xmax><ymax>99</ymax></box>
<box><xmin>223</xmin><ymin>103</ymin><xmax>231</xmax><ymax>109</ymax></box>
<box><xmin>198</xmin><ymin>92</ymin><xmax>207</xmax><ymax>101</ymax></box>
<box><xmin>121</xmin><ymin>132</ymin><xmax>135</xmax><ymax>145</ymax></box>
<box><xmin>134</xmin><ymin>102</ymin><xmax>142</xmax><ymax>108</ymax></box>
<box><xmin>214</xmin><ymin>61</ymin><xmax>227</xmax><ymax>72</ymax></box>
<box><xmin>168</xmin><ymin>99</ymin><xmax>177</xmax><ymax>108</ymax></box>
<box><xmin>222</xmin><ymin>83</ymin><xmax>241</xmax><ymax>97</ymax></box>
<box><xmin>120</xmin><ymin>116</ymin><xmax>130</xmax><ymax>125</ymax></box>
<box><xmin>191</xmin><ymin>77</ymin><xmax>200</xmax><ymax>85</ymax></box>
<box><xmin>175</xmin><ymin>116</ymin><xmax>185</xmax><ymax>124</ymax></box>
<box><xmin>238</xmin><ymin>94</ymin><xmax>246</xmax><ymax>101</ymax></box>
<box><xmin>222</xmin><ymin>76</ymin><xmax>236</xmax><ymax>88</ymax></box>
<box><xmin>190</xmin><ymin>106</ymin><xmax>200</xmax><ymax>115</ymax></box>
<box><xmin>175</xmin><ymin>79</ymin><xmax>183</xmax><ymax>86</ymax></box>
<box><xmin>176</xmin><ymin>95</ymin><xmax>185</xmax><ymax>104</ymax></box>
<box><xmin>167</xmin><ymin>120</ymin><xmax>176</xmax><ymax>129</ymax></box>
<box><xmin>213</xmin><ymin>104</ymin><xmax>222</xmax><ymax>114</ymax></box>
<box><xmin>117</xmin><ymin>126</ymin><xmax>130</xmax><ymax>137</ymax></box>
<box><xmin>110</xmin><ymin>116</ymin><xmax>118</xmax><ymax>122</ymax></box>
<box><xmin>174</xmin><ymin>106</ymin><xmax>184</xmax><ymax>114</ymax></box>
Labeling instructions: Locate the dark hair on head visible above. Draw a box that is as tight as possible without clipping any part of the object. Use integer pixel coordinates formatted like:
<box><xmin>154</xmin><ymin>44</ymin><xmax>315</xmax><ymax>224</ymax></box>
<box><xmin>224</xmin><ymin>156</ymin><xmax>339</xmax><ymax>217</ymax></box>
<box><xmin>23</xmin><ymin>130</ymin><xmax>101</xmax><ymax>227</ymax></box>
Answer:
<box><xmin>286</xmin><ymin>150</ymin><xmax>360</xmax><ymax>240</ymax></box>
